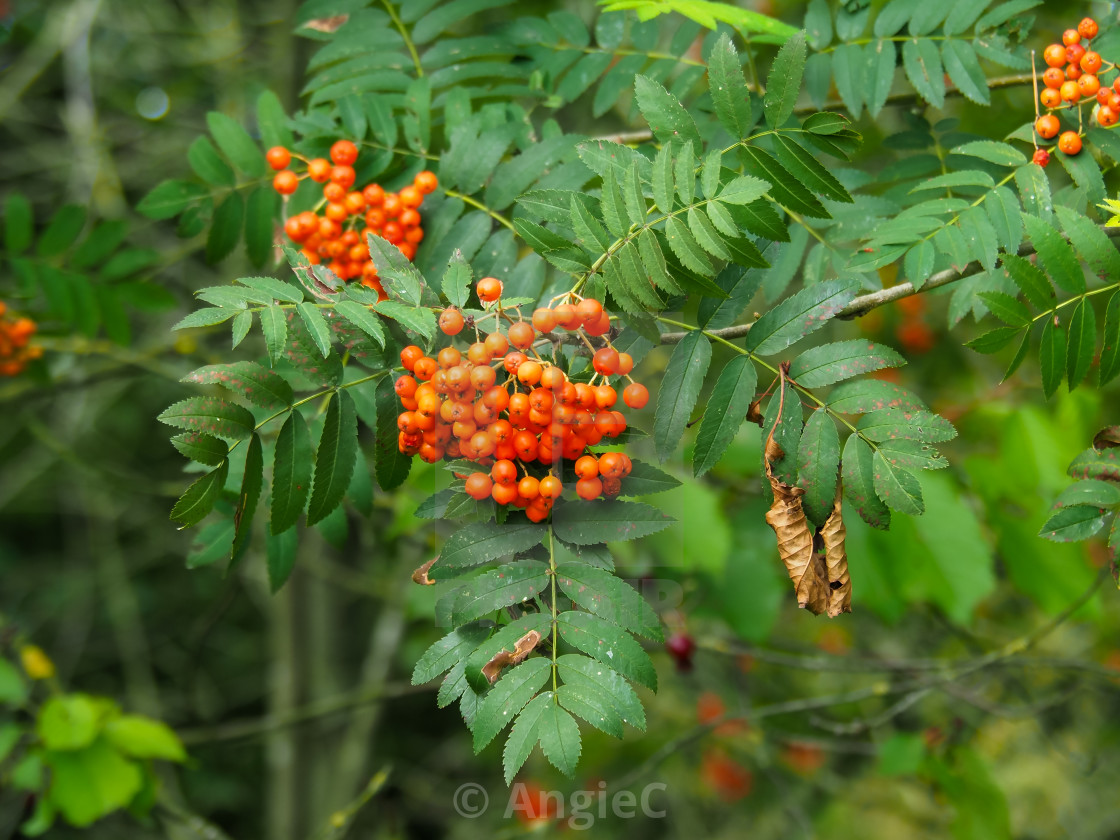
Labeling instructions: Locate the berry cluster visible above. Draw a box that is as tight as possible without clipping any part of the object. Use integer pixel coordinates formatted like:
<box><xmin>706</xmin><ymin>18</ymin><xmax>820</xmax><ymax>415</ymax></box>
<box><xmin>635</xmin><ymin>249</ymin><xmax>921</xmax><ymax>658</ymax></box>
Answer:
<box><xmin>394</xmin><ymin>282</ymin><xmax>652</xmax><ymax>521</ymax></box>
<box><xmin>1033</xmin><ymin>17</ymin><xmax>1111</xmax><ymax>165</ymax></box>
<box><xmin>267</xmin><ymin>140</ymin><xmax>437</xmax><ymax>296</ymax></box>
<box><xmin>0</xmin><ymin>302</ymin><xmax>39</xmax><ymax>376</ymax></box>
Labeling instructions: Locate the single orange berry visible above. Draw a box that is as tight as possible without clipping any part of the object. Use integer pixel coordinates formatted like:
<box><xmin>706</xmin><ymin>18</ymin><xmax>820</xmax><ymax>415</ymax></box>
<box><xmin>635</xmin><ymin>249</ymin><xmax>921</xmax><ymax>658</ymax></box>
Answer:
<box><xmin>517</xmin><ymin>360</ymin><xmax>542</xmax><ymax>386</ymax></box>
<box><xmin>1067</xmin><ymin>43</ymin><xmax>1086</xmax><ymax>66</ymax></box>
<box><xmin>553</xmin><ymin>304</ymin><xmax>580</xmax><ymax>330</ymax></box>
<box><xmin>1098</xmin><ymin>105</ymin><xmax>1118</xmax><ymax>127</ymax></box>
<box><xmin>576</xmin><ymin>476</ymin><xmax>603</xmax><ymax>500</ymax></box>
<box><xmin>1032</xmin><ymin>148</ymin><xmax>1050</xmax><ymax>168</ymax></box>
<box><xmin>272</xmin><ymin>170</ymin><xmax>299</xmax><ymax>195</ymax></box>
<box><xmin>1081</xmin><ymin>51</ymin><xmax>1102</xmax><ymax>74</ymax></box>
<box><xmin>532</xmin><ymin>308</ymin><xmax>557</xmax><ymax>333</ymax></box>
<box><xmin>330</xmin><ymin>165</ymin><xmax>356</xmax><ymax>189</ymax></box>
<box><xmin>623</xmin><ymin>382</ymin><xmax>649</xmax><ymax>409</ymax></box>
<box><xmin>382</xmin><ymin>193</ymin><xmax>402</xmax><ymax>218</ymax></box>
<box><xmin>518</xmin><ymin>476</ymin><xmax>540</xmax><ymax>499</ymax></box>
<box><xmin>594</xmin><ymin>384</ymin><xmax>617</xmax><ymax>409</ymax></box>
<box><xmin>414</xmin><ymin>170</ymin><xmax>439</xmax><ymax>194</ymax></box>
<box><xmin>307</xmin><ymin>158</ymin><xmax>332</xmax><ymax>182</ymax></box>
<box><xmin>266</xmin><ymin>146</ymin><xmax>291</xmax><ymax>170</ymax></box>
<box><xmin>1035</xmin><ymin>114</ymin><xmax>1061</xmax><ymax>139</ymax></box>
<box><xmin>330</xmin><ymin>139</ymin><xmax>359</xmax><ymax>166</ymax></box>
<box><xmin>575</xmin><ymin>297</ymin><xmax>603</xmax><ymax>325</ymax></box>
<box><xmin>400</xmin><ymin>345</ymin><xmax>424</xmax><ymax>371</ymax></box>
<box><xmin>1058</xmin><ymin>131</ymin><xmax>1083</xmax><ymax>155</ymax></box>
<box><xmin>508</xmin><ymin>321</ymin><xmax>536</xmax><ymax>350</ymax></box>
<box><xmin>1079</xmin><ymin>73</ymin><xmax>1101</xmax><ymax>97</ymax></box>
<box><xmin>584</xmin><ymin>310</ymin><xmax>611</xmax><ymax>337</ymax></box>
<box><xmin>1063</xmin><ymin>29</ymin><xmax>1082</xmax><ymax>47</ymax></box>
<box><xmin>575</xmin><ymin>455</ymin><xmax>599</xmax><ymax>479</ymax></box>
<box><xmin>1043</xmin><ymin>67</ymin><xmax>1065</xmax><ymax>89</ymax></box>
<box><xmin>617</xmin><ymin>352</ymin><xmax>634</xmax><ymax>375</ymax></box>
<box><xmin>1060</xmin><ymin>80</ymin><xmax>1081</xmax><ymax>103</ymax></box>
<box><xmin>1079</xmin><ymin>17</ymin><xmax>1099</xmax><ymax>40</ymax></box>
<box><xmin>399</xmin><ymin>185</ymin><xmax>423</xmax><ymax>208</ymax></box>
<box><xmin>539</xmin><ymin>476</ymin><xmax>563</xmax><ymax>499</ymax></box>
<box><xmin>483</xmin><ymin>331</ymin><xmax>509</xmax><ymax>357</ymax></box>
<box><xmin>439</xmin><ymin>308</ymin><xmax>465</xmax><ymax>336</ymax></box>
<box><xmin>1043</xmin><ymin>43</ymin><xmax>1067</xmax><ymax>67</ymax></box>
<box><xmin>491</xmin><ymin>459</ymin><xmax>518</xmax><ymax>486</ymax></box>
<box><xmin>477</xmin><ymin>277</ymin><xmax>503</xmax><ymax>303</ymax></box>
<box><xmin>465</xmin><ymin>472</ymin><xmax>493</xmax><ymax>500</ymax></box>
<box><xmin>592</xmin><ymin>347</ymin><xmax>620</xmax><ymax>376</ymax></box>
<box><xmin>1097</xmin><ymin>87</ymin><xmax>1113</xmax><ymax>105</ymax></box>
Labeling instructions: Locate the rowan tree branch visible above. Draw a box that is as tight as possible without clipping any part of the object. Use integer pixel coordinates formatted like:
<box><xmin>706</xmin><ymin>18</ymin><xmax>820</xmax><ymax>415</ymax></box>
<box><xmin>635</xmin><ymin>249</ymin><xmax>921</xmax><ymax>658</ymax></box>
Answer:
<box><xmin>658</xmin><ymin>224</ymin><xmax>1120</xmax><ymax>344</ymax></box>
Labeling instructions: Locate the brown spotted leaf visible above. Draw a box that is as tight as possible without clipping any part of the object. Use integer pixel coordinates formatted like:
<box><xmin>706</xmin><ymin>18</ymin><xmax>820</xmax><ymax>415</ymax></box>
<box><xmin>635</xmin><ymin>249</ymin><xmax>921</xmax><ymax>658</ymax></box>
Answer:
<box><xmin>481</xmin><ymin>630</ymin><xmax>542</xmax><ymax>685</ymax></box>
<box><xmin>302</xmin><ymin>14</ymin><xmax>348</xmax><ymax>33</ymax></box>
<box><xmin>158</xmin><ymin>396</ymin><xmax>255</xmax><ymax>441</ymax></box>
<box><xmin>182</xmin><ymin>361</ymin><xmax>293</xmax><ymax>410</ymax></box>
<box><xmin>1093</xmin><ymin>427</ymin><xmax>1120</xmax><ymax>450</ymax></box>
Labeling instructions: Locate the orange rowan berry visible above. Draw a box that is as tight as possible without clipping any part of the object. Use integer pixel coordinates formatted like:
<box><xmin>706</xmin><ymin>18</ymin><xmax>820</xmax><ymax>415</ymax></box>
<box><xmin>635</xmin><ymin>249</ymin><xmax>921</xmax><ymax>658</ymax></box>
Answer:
<box><xmin>345</xmin><ymin>191</ymin><xmax>367</xmax><ymax>215</ymax></box>
<box><xmin>382</xmin><ymin>193</ymin><xmax>402</xmax><ymax>218</ymax></box>
<box><xmin>399</xmin><ymin>185</ymin><xmax>423</xmax><ymax>208</ymax></box>
<box><xmin>1079</xmin><ymin>73</ymin><xmax>1101</xmax><ymax>97</ymax></box>
<box><xmin>598</xmin><ymin>451</ymin><xmax>625</xmax><ymax>479</ymax></box>
<box><xmin>576</xmin><ymin>476</ymin><xmax>603</xmax><ymax>500</ymax></box>
<box><xmin>575</xmin><ymin>297</ymin><xmax>603</xmax><ymax>325</ymax></box>
<box><xmin>471</xmin><ymin>365</ymin><xmax>496</xmax><ymax>391</ymax></box>
<box><xmin>617</xmin><ymin>352</ymin><xmax>634</xmax><ymax>375</ymax></box>
<box><xmin>323</xmin><ymin>182</ymin><xmax>346</xmax><ymax>203</ymax></box>
<box><xmin>517</xmin><ymin>476</ymin><xmax>540</xmax><ymax>499</ymax></box>
<box><xmin>491</xmin><ymin>459</ymin><xmax>518</xmax><ymax>486</ymax></box>
<box><xmin>539</xmin><ymin>476</ymin><xmax>562</xmax><ymax>498</ymax></box>
<box><xmin>485</xmin><ymin>387</ymin><xmax>511</xmax><ymax>413</ymax></box>
<box><xmin>1063</xmin><ymin>29</ymin><xmax>1082</xmax><ymax>47</ymax></box>
<box><xmin>414</xmin><ymin>357</ymin><xmax>438</xmax><ymax>381</ymax></box>
<box><xmin>508</xmin><ymin>321</ymin><xmax>535</xmax><ymax>350</ymax></box>
<box><xmin>623</xmin><ymin>382</ymin><xmax>649</xmax><ymax>409</ymax></box>
<box><xmin>1059</xmin><ymin>131</ymin><xmax>1083</xmax><ymax>155</ymax></box>
<box><xmin>575</xmin><ymin>455</ymin><xmax>599</xmax><ymax>479</ymax></box>
<box><xmin>330</xmin><ymin>139</ymin><xmax>359</xmax><ymax>166</ymax></box>
<box><xmin>362</xmin><ymin>183</ymin><xmax>385</xmax><ymax>206</ymax></box>
<box><xmin>532</xmin><ymin>308</ymin><xmax>557</xmax><ymax>333</ymax></box>
<box><xmin>1099</xmin><ymin>105</ymin><xmax>1118</xmax><ymax>127</ymax></box>
<box><xmin>273</xmin><ymin>170</ymin><xmax>299</xmax><ymax>195</ymax></box>
<box><xmin>284</xmin><ymin>216</ymin><xmax>304</xmax><ymax>240</ymax></box>
<box><xmin>504</xmin><ymin>351</ymin><xmax>527</xmax><ymax>374</ymax></box>
<box><xmin>1043</xmin><ymin>67</ymin><xmax>1065</xmax><ymax>89</ymax></box>
<box><xmin>492</xmin><ymin>482</ymin><xmax>518</xmax><ymax>505</ymax></box>
<box><xmin>266</xmin><ymin>146</ymin><xmax>291</xmax><ymax>170</ymax></box>
<box><xmin>1079</xmin><ymin>17</ymin><xmax>1099</xmax><ymax>39</ymax></box>
<box><xmin>594</xmin><ymin>384</ymin><xmax>617</xmax><ymax>409</ymax></box>
<box><xmin>540</xmin><ymin>366</ymin><xmax>566</xmax><ymax>391</ymax></box>
<box><xmin>1067</xmin><ymin>43</ymin><xmax>1086</xmax><ymax>66</ymax></box>
<box><xmin>307</xmin><ymin>158</ymin><xmax>331</xmax><ymax>182</ymax></box>
<box><xmin>406</xmin><ymin>227</ymin><xmax>424</xmax><ymax>245</ymax></box>
<box><xmin>1035</xmin><ymin>114</ymin><xmax>1061</xmax><ymax>139</ymax></box>
<box><xmin>471</xmin><ymin>430</ymin><xmax>495</xmax><ymax>457</ymax></box>
<box><xmin>584</xmin><ymin>310</ymin><xmax>611</xmax><ymax>337</ymax></box>
<box><xmin>1041</xmin><ymin>88</ymin><xmax>1062</xmax><ymax>108</ymax></box>
<box><xmin>437</xmin><ymin>347</ymin><xmax>461</xmax><ymax>370</ymax></box>
<box><xmin>483</xmin><ymin>332</ymin><xmax>509</xmax><ymax>357</ymax></box>
<box><xmin>592</xmin><ymin>347</ymin><xmax>620</xmax><ymax>376</ymax></box>
<box><xmin>1082</xmin><ymin>51</ymin><xmax>1102</xmax><ymax>74</ymax></box>
<box><xmin>439</xmin><ymin>308</ymin><xmax>465</xmax><ymax>336</ymax></box>
<box><xmin>383</xmin><ymin>221</ymin><xmax>404</xmax><ymax>244</ymax></box>
<box><xmin>330</xmin><ymin>165</ymin><xmax>356</xmax><ymax>188</ymax></box>
<box><xmin>517</xmin><ymin>360</ymin><xmax>542</xmax><ymax>386</ymax></box>
<box><xmin>1061</xmin><ymin>80</ymin><xmax>1081</xmax><ymax>103</ymax></box>
<box><xmin>477</xmin><ymin>277</ymin><xmax>503</xmax><ymax>303</ymax></box>
<box><xmin>395</xmin><ymin>375</ymin><xmax>418</xmax><ymax>398</ymax></box>
<box><xmin>465</xmin><ymin>472</ymin><xmax>492</xmax><ymax>499</ymax></box>
<box><xmin>1044</xmin><ymin>44</ymin><xmax>1067</xmax><ymax>67</ymax></box>
<box><xmin>1032</xmin><ymin>148</ymin><xmax>1050</xmax><ymax>168</ymax></box>
<box><xmin>414</xmin><ymin>170</ymin><xmax>439</xmax><ymax>194</ymax></box>
<box><xmin>325</xmin><ymin>202</ymin><xmax>348</xmax><ymax>222</ymax></box>
<box><xmin>318</xmin><ymin>217</ymin><xmax>342</xmax><ymax>240</ymax></box>
<box><xmin>400</xmin><ymin>208</ymin><xmax>421</xmax><ymax>228</ymax></box>
<box><xmin>553</xmin><ymin>304</ymin><xmax>579</xmax><ymax>329</ymax></box>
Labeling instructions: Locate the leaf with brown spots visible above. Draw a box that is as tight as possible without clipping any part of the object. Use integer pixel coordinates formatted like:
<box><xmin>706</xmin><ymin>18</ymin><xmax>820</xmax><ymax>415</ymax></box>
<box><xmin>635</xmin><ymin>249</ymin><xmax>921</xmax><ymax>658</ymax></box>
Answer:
<box><xmin>481</xmin><ymin>630</ymin><xmax>543</xmax><ymax>685</ymax></box>
<box><xmin>1093</xmin><ymin>426</ymin><xmax>1120</xmax><ymax>450</ymax></box>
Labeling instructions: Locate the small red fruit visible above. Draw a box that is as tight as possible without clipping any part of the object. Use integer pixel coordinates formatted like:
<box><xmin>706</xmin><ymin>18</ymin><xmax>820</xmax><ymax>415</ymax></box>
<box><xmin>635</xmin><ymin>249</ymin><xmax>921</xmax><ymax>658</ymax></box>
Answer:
<box><xmin>1032</xmin><ymin>148</ymin><xmax>1050</xmax><ymax>168</ymax></box>
<box><xmin>330</xmin><ymin>139</ymin><xmax>359</xmax><ymax>166</ymax></box>
<box><xmin>265</xmin><ymin>146</ymin><xmax>291</xmax><ymax>170</ymax></box>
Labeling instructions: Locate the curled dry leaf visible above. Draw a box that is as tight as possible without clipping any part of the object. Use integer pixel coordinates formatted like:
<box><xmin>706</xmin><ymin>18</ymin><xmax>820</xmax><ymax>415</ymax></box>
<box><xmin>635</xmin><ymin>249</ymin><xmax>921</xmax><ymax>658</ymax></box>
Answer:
<box><xmin>764</xmin><ymin>457</ymin><xmax>831</xmax><ymax>614</ymax></box>
<box><xmin>411</xmin><ymin>557</ymin><xmax>438</xmax><ymax>585</ymax></box>
<box><xmin>1093</xmin><ymin>426</ymin><xmax>1120</xmax><ymax>450</ymax></box>
<box><xmin>819</xmin><ymin>490</ymin><xmax>851</xmax><ymax>617</ymax></box>
<box><xmin>747</xmin><ymin>398</ymin><xmax>765</xmax><ymax>427</ymax></box>
<box><xmin>302</xmin><ymin>15</ymin><xmax>349</xmax><ymax>33</ymax></box>
<box><xmin>480</xmin><ymin>629</ymin><xmax>542</xmax><ymax>684</ymax></box>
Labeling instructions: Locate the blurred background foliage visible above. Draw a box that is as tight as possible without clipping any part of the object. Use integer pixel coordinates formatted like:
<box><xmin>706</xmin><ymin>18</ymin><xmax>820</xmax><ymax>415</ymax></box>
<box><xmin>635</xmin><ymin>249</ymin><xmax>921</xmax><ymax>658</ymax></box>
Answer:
<box><xmin>1</xmin><ymin>0</ymin><xmax>1119</xmax><ymax>838</ymax></box>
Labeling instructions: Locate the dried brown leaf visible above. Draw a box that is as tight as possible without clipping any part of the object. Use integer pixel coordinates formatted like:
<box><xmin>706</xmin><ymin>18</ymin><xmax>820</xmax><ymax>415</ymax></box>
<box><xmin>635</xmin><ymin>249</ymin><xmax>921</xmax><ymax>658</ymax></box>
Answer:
<box><xmin>411</xmin><ymin>557</ymin><xmax>438</xmax><ymax>586</ymax></box>
<box><xmin>764</xmin><ymin>458</ymin><xmax>830</xmax><ymax>614</ymax></box>
<box><xmin>747</xmin><ymin>399</ymin><xmax>765</xmax><ymax>427</ymax></box>
<box><xmin>820</xmin><ymin>490</ymin><xmax>851</xmax><ymax>617</ymax></box>
<box><xmin>480</xmin><ymin>630</ymin><xmax>542</xmax><ymax>685</ymax></box>
<box><xmin>1094</xmin><ymin>426</ymin><xmax>1120</xmax><ymax>450</ymax></box>
<box><xmin>303</xmin><ymin>15</ymin><xmax>348</xmax><ymax>33</ymax></box>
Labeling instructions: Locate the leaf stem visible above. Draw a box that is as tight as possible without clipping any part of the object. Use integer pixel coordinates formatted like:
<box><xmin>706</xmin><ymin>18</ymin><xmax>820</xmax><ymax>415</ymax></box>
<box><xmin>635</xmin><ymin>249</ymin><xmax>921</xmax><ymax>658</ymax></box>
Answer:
<box><xmin>548</xmin><ymin>524</ymin><xmax>559</xmax><ymax>699</ymax></box>
<box><xmin>381</xmin><ymin>0</ymin><xmax>423</xmax><ymax>78</ymax></box>
<box><xmin>443</xmin><ymin>189</ymin><xmax>517</xmax><ymax>233</ymax></box>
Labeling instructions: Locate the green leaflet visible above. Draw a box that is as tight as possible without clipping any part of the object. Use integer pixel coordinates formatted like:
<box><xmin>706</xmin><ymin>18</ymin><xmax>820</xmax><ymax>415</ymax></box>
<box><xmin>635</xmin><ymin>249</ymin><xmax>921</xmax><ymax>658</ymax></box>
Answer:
<box><xmin>534</xmin><ymin>699</ymin><xmax>582</xmax><ymax>777</ymax></box>
<box><xmin>471</xmin><ymin>658</ymin><xmax>551</xmax><ymax>752</ymax></box>
<box><xmin>763</xmin><ymin>30</ymin><xmax>806</xmax><ymax>128</ymax></box>
<box><xmin>158</xmin><ymin>396</ymin><xmax>254</xmax><ymax>440</ymax></box>
<box><xmin>431</xmin><ymin>520</ymin><xmax>546</xmax><ymax>573</ymax></box>
<box><xmin>205</xmin><ymin>193</ymin><xmax>244</xmax><ymax>265</ymax></box>
<box><xmin>170</xmin><ymin>460</ymin><xmax>228</xmax><ymax>528</ymax></box>
<box><xmin>940</xmin><ymin>40</ymin><xmax>989</xmax><ymax>104</ymax></box>
<box><xmin>739</xmin><ymin>146</ymin><xmax>828</xmax><ymax>218</ymax></box>
<box><xmin>693</xmin><ymin>355</ymin><xmax>757</xmax><ymax>477</ymax></box>
<box><xmin>232</xmin><ymin>433</ymin><xmax>264</xmax><ymax>561</ymax></box>
<box><xmin>653</xmin><ymin>330</ymin><xmax>712</xmax><ymax>461</ymax></box>
<box><xmin>634</xmin><ymin>75</ymin><xmax>702</xmax><ymax>149</ymax></box>
<box><xmin>1039</xmin><ymin>505</ymin><xmax>1109</xmax><ymax>542</ymax></box>
<box><xmin>557</xmin><ymin>681</ymin><xmax>624</xmax><ymax>738</ymax></box>
<box><xmin>556</xmin><ymin>653</ymin><xmax>645</xmax><ymax>730</ymax></box>
<box><xmin>271</xmin><ymin>410</ymin><xmax>312</xmax><ymax>535</ymax></box>
<box><xmin>171</xmin><ymin>432</ymin><xmax>228</xmax><ymax>466</ymax></box>
<box><xmin>556</xmin><ymin>611</ymin><xmax>657</xmax><ymax>690</ymax></box>
<box><xmin>708</xmin><ymin>32</ymin><xmax>752</xmax><ymax>139</ymax></box>
<box><xmin>797</xmin><ymin>408</ymin><xmax>840</xmax><ymax>526</ymax></box>
<box><xmin>448</xmin><ymin>560</ymin><xmax>550</xmax><ymax>624</ymax></box>
<box><xmin>745</xmin><ymin>279</ymin><xmax>858</xmax><ymax>356</ymax></box>
<box><xmin>902</xmin><ymin>38</ymin><xmax>945</xmax><ymax>108</ymax></box>
<box><xmin>865</xmin><ymin>39</ymin><xmax>896</xmax><ymax>118</ymax></box>
<box><xmin>503</xmin><ymin>692</ymin><xmax>552</xmax><ymax>784</ymax></box>
<box><xmin>552</xmin><ymin>500</ymin><xmax>673</xmax><ymax>547</ymax></box>
<box><xmin>1066</xmin><ymin>298</ymin><xmax>1096</xmax><ymax>391</ymax></box>
<box><xmin>413</xmin><ymin>623</ymin><xmax>493</xmax><ymax>686</ymax></box>
<box><xmin>1022</xmin><ymin>215</ymin><xmax>1085</xmax><ymax>294</ymax></box>
<box><xmin>1100</xmin><ymin>292</ymin><xmax>1120</xmax><ymax>386</ymax></box>
<box><xmin>789</xmin><ymin>340</ymin><xmax>905</xmax><ymax>388</ymax></box>
<box><xmin>367</xmin><ymin>233</ymin><xmax>425</xmax><ymax>305</ymax></box>
<box><xmin>1039</xmin><ymin>318</ymin><xmax>1066</xmax><ymax>399</ymax></box>
<box><xmin>857</xmin><ymin>409</ymin><xmax>957</xmax><ymax>443</ymax></box>
<box><xmin>872</xmin><ymin>449</ymin><xmax>925</xmax><ymax>515</ymax></box>
<box><xmin>306</xmin><ymin>391</ymin><xmax>358</xmax><ymax>526</ymax></box>
<box><xmin>554</xmin><ymin>563</ymin><xmax>662</xmax><ymax>641</ymax></box>
<box><xmin>206</xmin><ymin>111</ymin><xmax>267</xmax><ymax>176</ymax></box>
<box><xmin>334</xmin><ymin>300</ymin><xmax>387</xmax><ymax>347</ymax></box>
<box><xmin>1001</xmin><ymin>253</ymin><xmax>1053</xmax><ymax>310</ymax></box>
